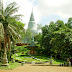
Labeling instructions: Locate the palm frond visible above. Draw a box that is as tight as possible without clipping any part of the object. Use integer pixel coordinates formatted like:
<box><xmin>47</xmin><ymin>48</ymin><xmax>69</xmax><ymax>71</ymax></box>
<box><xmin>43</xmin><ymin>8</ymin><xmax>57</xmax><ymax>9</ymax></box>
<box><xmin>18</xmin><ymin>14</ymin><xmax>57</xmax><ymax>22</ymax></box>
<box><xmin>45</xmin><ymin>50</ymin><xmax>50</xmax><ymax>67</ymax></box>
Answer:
<box><xmin>1</xmin><ymin>1</ymin><xmax>23</xmax><ymax>43</ymax></box>
<box><xmin>8</xmin><ymin>20</ymin><xmax>20</xmax><ymax>32</ymax></box>
<box><xmin>8</xmin><ymin>24</ymin><xmax>18</xmax><ymax>37</ymax></box>
<box><xmin>8</xmin><ymin>29</ymin><xmax>16</xmax><ymax>42</ymax></box>
<box><xmin>5</xmin><ymin>7</ymin><xmax>19</xmax><ymax>18</ymax></box>
<box><xmin>4</xmin><ymin>2</ymin><xmax>19</xmax><ymax>17</ymax></box>
<box><xmin>4</xmin><ymin>2</ymin><xmax>17</xmax><ymax>13</ymax></box>
<box><xmin>8</xmin><ymin>24</ymin><xmax>18</xmax><ymax>33</ymax></box>
<box><xmin>7</xmin><ymin>18</ymin><xmax>24</xmax><ymax>33</ymax></box>
<box><xmin>11</xmin><ymin>14</ymin><xmax>23</xmax><ymax>20</ymax></box>
<box><xmin>5</xmin><ymin>17</ymin><xmax>19</xmax><ymax>29</ymax></box>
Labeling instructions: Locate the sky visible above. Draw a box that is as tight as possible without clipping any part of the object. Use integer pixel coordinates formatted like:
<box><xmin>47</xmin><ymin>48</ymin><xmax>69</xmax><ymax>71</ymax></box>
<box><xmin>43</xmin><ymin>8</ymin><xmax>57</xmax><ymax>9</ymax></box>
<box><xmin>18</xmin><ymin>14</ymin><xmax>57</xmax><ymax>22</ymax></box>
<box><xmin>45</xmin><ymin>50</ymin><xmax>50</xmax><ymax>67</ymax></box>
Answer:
<box><xmin>3</xmin><ymin>0</ymin><xmax>72</xmax><ymax>29</ymax></box>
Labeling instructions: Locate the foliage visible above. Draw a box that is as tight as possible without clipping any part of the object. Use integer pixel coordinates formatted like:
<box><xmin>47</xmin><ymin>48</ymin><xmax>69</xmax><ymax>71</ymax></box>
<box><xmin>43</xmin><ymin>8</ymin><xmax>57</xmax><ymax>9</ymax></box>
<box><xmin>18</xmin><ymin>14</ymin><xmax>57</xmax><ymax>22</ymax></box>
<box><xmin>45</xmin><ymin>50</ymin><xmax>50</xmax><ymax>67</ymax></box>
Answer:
<box><xmin>37</xmin><ymin>24</ymin><xmax>42</xmax><ymax>32</ymax></box>
<box><xmin>15</xmin><ymin>45</ymin><xmax>29</xmax><ymax>54</ymax></box>
<box><xmin>24</xmin><ymin>28</ymin><xmax>32</xmax><ymax>43</ymax></box>
<box><xmin>0</xmin><ymin>1</ymin><xmax>24</xmax><ymax>61</ymax></box>
<box><xmin>34</xmin><ymin>33</ymin><xmax>42</xmax><ymax>42</ymax></box>
<box><xmin>39</xmin><ymin>19</ymin><xmax>72</xmax><ymax>59</ymax></box>
<box><xmin>65</xmin><ymin>17</ymin><xmax>72</xmax><ymax>29</ymax></box>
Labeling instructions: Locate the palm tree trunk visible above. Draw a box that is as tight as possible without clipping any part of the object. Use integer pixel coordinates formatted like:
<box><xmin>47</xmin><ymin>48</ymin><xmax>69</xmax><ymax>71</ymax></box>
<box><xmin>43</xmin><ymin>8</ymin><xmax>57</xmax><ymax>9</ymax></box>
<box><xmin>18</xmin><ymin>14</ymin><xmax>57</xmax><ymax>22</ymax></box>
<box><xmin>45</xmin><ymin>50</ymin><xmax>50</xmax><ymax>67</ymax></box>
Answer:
<box><xmin>7</xmin><ymin>35</ymin><xmax>11</xmax><ymax>52</ymax></box>
<box><xmin>4</xmin><ymin>28</ymin><xmax>7</xmax><ymax>49</ymax></box>
<box><xmin>0</xmin><ymin>39</ymin><xmax>1</xmax><ymax>51</ymax></box>
<box><xmin>0</xmin><ymin>39</ymin><xmax>1</xmax><ymax>61</ymax></box>
<box><xmin>2</xmin><ymin>28</ymin><xmax>9</xmax><ymax>66</ymax></box>
<box><xmin>7</xmin><ymin>35</ymin><xmax>11</xmax><ymax>61</ymax></box>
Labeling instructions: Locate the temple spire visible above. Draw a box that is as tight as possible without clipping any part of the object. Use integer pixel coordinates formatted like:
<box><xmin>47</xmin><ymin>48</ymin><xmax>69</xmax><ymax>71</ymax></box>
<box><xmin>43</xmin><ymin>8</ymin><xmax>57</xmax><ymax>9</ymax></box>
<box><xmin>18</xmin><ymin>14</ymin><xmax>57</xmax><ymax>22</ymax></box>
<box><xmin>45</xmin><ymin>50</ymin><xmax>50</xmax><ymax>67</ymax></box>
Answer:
<box><xmin>29</xmin><ymin>8</ymin><xmax>35</xmax><ymax>21</ymax></box>
<box><xmin>28</xmin><ymin>7</ymin><xmax>37</xmax><ymax>32</ymax></box>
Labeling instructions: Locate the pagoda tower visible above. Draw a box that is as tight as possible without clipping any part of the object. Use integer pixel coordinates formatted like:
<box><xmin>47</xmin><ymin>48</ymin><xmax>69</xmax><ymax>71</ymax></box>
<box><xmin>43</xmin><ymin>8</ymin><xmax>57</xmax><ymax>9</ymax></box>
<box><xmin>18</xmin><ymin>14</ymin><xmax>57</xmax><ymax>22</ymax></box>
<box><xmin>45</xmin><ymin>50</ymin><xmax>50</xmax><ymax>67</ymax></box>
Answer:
<box><xmin>28</xmin><ymin>9</ymin><xmax>37</xmax><ymax>33</ymax></box>
<box><xmin>26</xmin><ymin>9</ymin><xmax>37</xmax><ymax>43</ymax></box>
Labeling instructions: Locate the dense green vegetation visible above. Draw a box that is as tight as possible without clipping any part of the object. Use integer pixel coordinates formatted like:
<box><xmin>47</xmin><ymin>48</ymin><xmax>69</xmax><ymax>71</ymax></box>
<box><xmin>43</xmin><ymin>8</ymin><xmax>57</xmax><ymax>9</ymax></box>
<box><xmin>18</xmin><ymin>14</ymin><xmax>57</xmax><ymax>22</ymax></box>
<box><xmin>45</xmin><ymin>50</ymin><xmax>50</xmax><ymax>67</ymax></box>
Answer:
<box><xmin>36</xmin><ymin>18</ymin><xmax>72</xmax><ymax>59</ymax></box>
<box><xmin>11</xmin><ymin>45</ymin><xmax>65</xmax><ymax>65</ymax></box>
<box><xmin>0</xmin><ymin>1</ymin><xmax>24</xmax><ymax>62</ymax></box>
<box><xmin>0</xmin><ymin>0</ymin><xmax>72</xmax><ymax>69</ymax></box>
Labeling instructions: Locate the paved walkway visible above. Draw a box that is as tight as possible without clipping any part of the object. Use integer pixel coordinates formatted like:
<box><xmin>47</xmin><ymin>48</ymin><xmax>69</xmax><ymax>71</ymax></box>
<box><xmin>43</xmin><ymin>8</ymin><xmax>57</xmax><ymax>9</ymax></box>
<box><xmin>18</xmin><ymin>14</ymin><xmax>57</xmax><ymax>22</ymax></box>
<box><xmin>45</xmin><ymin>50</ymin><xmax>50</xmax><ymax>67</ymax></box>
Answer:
<box><xmin>0</xmin><ymin>64</ymin><xmax>72</xmax><ymax>72</ymax></box>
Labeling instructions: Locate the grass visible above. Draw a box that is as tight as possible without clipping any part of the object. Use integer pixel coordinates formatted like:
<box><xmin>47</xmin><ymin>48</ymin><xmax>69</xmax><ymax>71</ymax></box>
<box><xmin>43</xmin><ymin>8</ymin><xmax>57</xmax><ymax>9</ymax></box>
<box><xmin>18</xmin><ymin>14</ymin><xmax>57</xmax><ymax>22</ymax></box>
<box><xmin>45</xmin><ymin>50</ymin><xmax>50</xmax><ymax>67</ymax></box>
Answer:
<box><xmin>36</xmin><ymin>44</ymin><xmax>40</xmax><ymax>47</ymax></box>
<box><xmin>33</xmin><ymin>56</ymin><xmax>50</xmax><ymax>62</ymax></box>
<box><xmin>11</xmin><ymin>45</ymin><xmax>30</xmax><ymax>58</ymax></box>
<box><xmin>13</xmin><ymin>54</ymin><xmax>64</xmax><ymax>64</ymax></box>
<box><xmin>53</xmin><ymin>60</ymin><xmax>63</xmax><ymax>65</ymax></box>
<box><xmin>12</xmin><ymin>45</ymin><xmax>66</xmax><ymax>65</ymax></box>
<box><xmin>14</xmin><ymin>56</ymin><xmax>42</xmax><ymax>62</ymax></box>
<box><xmin>0</xmin><ymin>62</ymin><xmax>21</xmax><ymax>70</ymax></box>
<box><xmin>0</xmin><ymin>44</ymin><xmax>69</xmax><ymax>70</ymax></box>
<box><xmin>53</xmin><ymin>59</ymin><xmax>67</xmax><ymax>65</ymax></box>
<box><xmin>21</xmin><ymin>57</ymin><xmax>40</xmax><ymax>62</ymax></box>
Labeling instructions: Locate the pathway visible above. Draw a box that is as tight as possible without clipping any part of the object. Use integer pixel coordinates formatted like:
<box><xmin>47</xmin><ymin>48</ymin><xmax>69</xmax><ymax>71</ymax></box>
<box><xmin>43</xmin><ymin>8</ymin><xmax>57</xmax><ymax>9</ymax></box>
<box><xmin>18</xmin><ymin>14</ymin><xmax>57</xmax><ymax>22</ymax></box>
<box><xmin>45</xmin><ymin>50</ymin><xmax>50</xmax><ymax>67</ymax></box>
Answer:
<box><xmin>0</xmin><ymin>64</ymin><xmax>72</xmax><ymax>72</ymax></box>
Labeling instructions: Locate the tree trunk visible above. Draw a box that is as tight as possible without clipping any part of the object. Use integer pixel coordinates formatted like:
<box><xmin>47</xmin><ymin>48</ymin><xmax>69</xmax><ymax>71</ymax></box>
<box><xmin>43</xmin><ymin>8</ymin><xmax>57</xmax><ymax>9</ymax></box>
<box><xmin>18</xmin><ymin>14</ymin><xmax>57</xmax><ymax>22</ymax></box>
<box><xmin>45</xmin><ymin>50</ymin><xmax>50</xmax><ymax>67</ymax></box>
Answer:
<box><xmin>7</xmin><ymin>35</ymin><xmax>11</xmax><ymax>61</ymax></box>
<box><xmin>0</xmin><ymin>39</ymin><xmax>1</xmax><ymax>61</ymax></box>
<box><xmin>7</xmin><ymin>35</ymin><xmax>11</xmax><ymax>52</ymax></box>
<box><xmin>4</xmin><ymin>28</ymin><xmax>7</xmax><ymax>50</ymax></box>
<box><xmin>2</xmin><ymin>28</ymin><xmax>9</xmax><ymax>66</ymax></box>
<box><xmin>0</xmin><ymin>40</ymin><xmax>1</xmax><ymax>51</ymax></box>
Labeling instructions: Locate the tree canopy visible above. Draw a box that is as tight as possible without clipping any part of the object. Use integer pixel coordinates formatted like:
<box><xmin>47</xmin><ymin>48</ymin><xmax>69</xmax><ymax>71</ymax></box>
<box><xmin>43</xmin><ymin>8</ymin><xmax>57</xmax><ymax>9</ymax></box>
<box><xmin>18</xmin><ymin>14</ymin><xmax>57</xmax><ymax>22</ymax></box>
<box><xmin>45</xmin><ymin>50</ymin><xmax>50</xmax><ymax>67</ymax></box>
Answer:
<box><xmin>37</xmin><ymin>18</ymin><xmax>72</xmax><ymax>59</ymax></box>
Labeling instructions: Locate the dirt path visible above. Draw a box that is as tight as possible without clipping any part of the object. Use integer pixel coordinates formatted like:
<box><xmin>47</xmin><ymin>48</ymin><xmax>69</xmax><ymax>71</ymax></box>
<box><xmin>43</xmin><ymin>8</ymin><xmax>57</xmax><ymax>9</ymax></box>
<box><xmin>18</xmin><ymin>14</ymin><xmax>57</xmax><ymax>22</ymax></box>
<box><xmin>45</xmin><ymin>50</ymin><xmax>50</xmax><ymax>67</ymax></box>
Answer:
<box><xmin>0</xmin><ymin>64</ymin><xmax>72</xmax><ymax>72</ymax></box>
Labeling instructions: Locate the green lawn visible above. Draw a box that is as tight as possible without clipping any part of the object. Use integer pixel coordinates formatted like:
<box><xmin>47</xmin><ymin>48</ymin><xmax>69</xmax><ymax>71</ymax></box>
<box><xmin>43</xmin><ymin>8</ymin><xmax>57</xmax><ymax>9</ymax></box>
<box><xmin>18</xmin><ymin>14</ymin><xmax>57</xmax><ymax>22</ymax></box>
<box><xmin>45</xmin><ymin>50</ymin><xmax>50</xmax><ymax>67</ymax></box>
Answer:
<box><xmin>0</xmin><ymin>62</ymin><xmax>21</xmax><ymax>70</ymax></box>
<box><xmin>0</xmin><ymin>44</ymin><xmax>66</xmax><ymax>70</ymax></box>
<box><xmin>11</xmin><ymin>45</ymin><xmax>66</xmax><ymax>65</ymax></box>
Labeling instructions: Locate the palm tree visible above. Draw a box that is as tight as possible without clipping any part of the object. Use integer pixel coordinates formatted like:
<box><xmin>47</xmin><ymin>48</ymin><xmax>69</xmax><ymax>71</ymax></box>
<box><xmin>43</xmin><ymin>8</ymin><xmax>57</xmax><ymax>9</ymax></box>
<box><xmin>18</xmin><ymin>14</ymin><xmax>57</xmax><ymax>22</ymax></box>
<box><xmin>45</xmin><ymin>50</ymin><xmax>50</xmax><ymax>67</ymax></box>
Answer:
<box><xmin>0</xmin><ymin>0</ymin><xmax>23</xmax><ymax>65</ymax></box>
<box><xmin>0</xmin><ymin>22</ymin><xmax>4</xmax><ymax>61</ymax></box>
<box><xmin>0</xmin><ymin>23</ymin><xmax>4</xmax><ymax>50</ymax></box>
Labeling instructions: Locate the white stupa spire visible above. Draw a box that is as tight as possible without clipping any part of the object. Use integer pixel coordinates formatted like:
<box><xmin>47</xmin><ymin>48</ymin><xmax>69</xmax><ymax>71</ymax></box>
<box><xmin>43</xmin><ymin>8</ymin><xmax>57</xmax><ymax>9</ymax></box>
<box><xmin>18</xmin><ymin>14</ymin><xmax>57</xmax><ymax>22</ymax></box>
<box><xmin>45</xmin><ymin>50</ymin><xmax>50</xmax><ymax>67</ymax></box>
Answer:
<box><xmin>30</xmin><ymin>8</ymin><xmax>35</xmax><ymax>21</ymax></box>
<box><xmin>28</xmin><ymin>8</ymin><xmax>37</xmax><ymax>32</ymax></box>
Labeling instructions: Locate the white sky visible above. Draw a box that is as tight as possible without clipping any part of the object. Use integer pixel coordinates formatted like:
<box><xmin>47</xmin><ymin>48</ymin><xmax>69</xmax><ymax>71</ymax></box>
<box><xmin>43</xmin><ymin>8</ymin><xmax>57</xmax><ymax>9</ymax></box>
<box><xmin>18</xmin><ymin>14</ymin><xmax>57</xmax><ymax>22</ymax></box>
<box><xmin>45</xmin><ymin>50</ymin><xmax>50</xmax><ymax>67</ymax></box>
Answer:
<box><xmin>3</xmin><ymin>0</ymin><xmax>72</xmax><ymax>29</ymax></box>
<box><xmin>38</xmin><ymin>0</ymin><xmax>71</xmax><ymax>17</ymax></box>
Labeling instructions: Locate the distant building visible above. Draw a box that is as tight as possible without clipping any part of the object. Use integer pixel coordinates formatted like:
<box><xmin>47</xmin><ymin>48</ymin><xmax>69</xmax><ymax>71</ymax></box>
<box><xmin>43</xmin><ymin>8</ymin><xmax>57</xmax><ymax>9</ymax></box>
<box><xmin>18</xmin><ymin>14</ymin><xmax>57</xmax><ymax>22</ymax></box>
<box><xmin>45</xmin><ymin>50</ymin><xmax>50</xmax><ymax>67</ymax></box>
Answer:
<box><xmin>22</xmin><ymin>9</ymin><xmax>37</xmax><ymax>44</ymax></box>
<box><xmin>28</xmin><ymin>9</ymin><xmax>37</xmax><ymax>34</ymax></box>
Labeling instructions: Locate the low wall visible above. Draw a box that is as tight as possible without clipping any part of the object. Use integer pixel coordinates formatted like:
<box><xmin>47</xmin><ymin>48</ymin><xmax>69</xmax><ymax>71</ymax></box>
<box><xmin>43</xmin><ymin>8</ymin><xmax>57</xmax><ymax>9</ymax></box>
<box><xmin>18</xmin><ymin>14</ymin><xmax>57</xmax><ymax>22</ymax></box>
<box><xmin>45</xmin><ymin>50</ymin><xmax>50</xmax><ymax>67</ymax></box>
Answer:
<box><xmin>16</xmin><ymin>43</ymin><xmax>30</xmax><ymax>46</ymax></box>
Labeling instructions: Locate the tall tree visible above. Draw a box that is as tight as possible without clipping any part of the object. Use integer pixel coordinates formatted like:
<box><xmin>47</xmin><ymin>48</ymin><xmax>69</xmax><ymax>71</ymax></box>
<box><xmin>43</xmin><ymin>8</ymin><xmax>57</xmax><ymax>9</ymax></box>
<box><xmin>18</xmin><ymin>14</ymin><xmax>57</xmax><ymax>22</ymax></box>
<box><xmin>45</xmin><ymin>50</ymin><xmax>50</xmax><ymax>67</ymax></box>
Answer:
<box><xmin>65</xmin><ymin>17</ymin><xmax>72</xmax><ymax>29</ymax></box>
<box><xmin>37</xmin><ymin>24</ymin><xmax>42</xmax><ymax>32</ymax></box>
<box><xmin>0</xmin><ymin>1</ymin><xmax>23</xmax><ymax>65</ymax></box>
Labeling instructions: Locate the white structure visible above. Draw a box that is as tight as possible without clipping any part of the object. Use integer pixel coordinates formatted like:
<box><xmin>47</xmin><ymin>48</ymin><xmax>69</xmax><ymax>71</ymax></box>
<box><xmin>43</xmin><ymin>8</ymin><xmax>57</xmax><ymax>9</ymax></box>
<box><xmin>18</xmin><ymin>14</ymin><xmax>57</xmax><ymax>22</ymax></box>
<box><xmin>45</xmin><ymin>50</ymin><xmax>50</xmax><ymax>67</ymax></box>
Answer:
<box><xmin>24</xmin><ymin>9</ymin><xmax>37</xmax><ymax>43</ymax></box>
<box><xmin>28</xmin><ymin>10</ymin><xmax>37</xmax><ymax>33</ymax></box>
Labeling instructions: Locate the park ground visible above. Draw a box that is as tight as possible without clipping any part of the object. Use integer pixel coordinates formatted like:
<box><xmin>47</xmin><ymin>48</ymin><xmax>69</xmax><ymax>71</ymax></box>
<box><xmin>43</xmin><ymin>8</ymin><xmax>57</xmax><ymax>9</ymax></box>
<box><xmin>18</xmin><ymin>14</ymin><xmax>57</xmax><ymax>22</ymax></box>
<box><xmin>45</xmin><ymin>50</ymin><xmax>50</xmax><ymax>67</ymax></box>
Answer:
<box><xmin>0</xmin><ymin>63</ymin><xmax>72</xmax><ymax>72</ymax></box>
